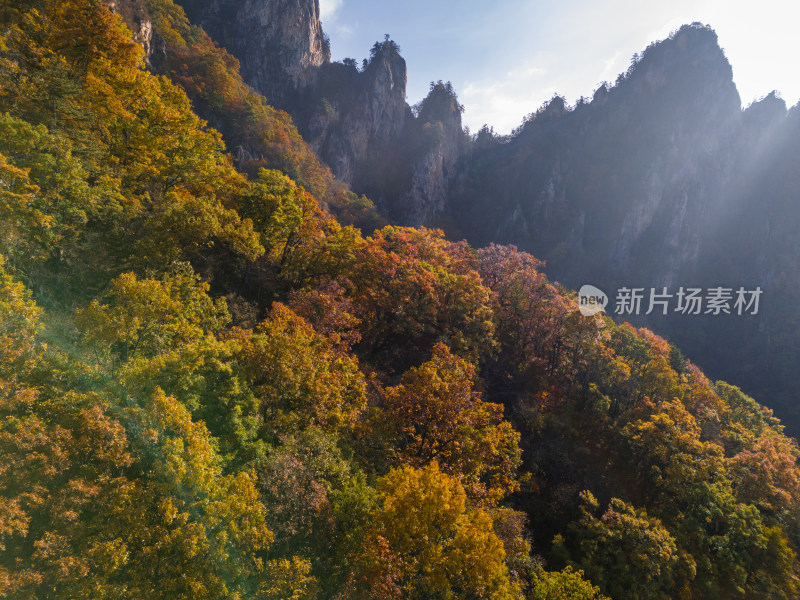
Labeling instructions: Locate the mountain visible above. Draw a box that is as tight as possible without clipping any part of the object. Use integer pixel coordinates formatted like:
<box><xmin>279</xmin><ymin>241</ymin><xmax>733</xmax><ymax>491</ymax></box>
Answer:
<box><xmin>444</xmin><ymin>24</ymin><xmax>800</xmax><ymax>432</ymax></box>
<box><xmin>164</xmin><ymin>1</ymin><xmax>799</xmax><ymax>434</ymax></box>
<box><xmin>452</xmin><ymin>24</ymin><xmax>740</xmax><ymax>281</ymax></box>
<box><xmin>172</xmin><ymin>0</ymin><xmax>465</xmax><ymax>225</ymax></box>
<box><xmin>2</xmin><ymin>1</ymin><xmax>800</xmax><ymax>598</ymax></box>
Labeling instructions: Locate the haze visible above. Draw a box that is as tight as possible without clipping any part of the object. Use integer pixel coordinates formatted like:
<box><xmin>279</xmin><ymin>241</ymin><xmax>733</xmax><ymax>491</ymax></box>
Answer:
<box><xmin>321</xmin><ymin>0</ymin><xmax>800</xmax><ymax>133</ymax></box>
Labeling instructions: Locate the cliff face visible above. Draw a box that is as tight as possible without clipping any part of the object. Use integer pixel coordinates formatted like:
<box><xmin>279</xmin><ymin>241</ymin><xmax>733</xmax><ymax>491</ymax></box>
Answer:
<box><xmin>452</xmin><ymin>24</ymin><xmax>742</xmax><ymax>288</ymax></box>
<box><xmin>364</xmin><ymin>46</ymin><xmax>410</xmax><ymax>145</ymax></box>
<box><xmin>172</xmin><ymin>0</ymin><xmax>410</xmax><ymax>164</ymax></box>
<box><xmin>106</xmin><ymin>0</ymin><xmax>165</xmax><ymax>67</ymax></box>
<box><xmin>176</xmin><ymin>0</ymin><xmax>329</xmax><ymax>107</ymax></box>
<box><xmin>400</xmin><ymin>82</ymin><xmax>465</xmax><ymax>226</ymax></box>
<box><xmin>305</xmin><ymin>41</ymin><xmax>410</xmax><ymax>185</ymax></box>
<box><xmin>172</xmin><ymin>0</ymin><xmax>459</xmax><ymax>225</ymax></box>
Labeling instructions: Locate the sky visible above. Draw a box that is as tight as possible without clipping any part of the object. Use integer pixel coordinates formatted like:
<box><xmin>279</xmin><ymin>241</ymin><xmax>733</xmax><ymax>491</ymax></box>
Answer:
<box><xmin>319</xmin><ymin>0</ymin><xmax>800</xmax><ymax>134</ymax></box>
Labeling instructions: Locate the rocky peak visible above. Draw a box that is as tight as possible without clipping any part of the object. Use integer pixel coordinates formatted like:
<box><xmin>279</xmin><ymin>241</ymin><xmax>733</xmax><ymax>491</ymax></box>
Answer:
<box><xmin>417</xmin><ymin>81</ymin><xmax>460</xmax><ymax>122</ymax></box>
<box><xmin>743</xmin><ymin>91</ymin><xmax>788</xmax><ymax>126</ymax></box>
<box><xmin>175</xmin><ymin>0</ymin><xmax>329</xmax><ymax>107</ymax></box>
<box><xmin>362</xmin><ymin>39</ymin><xmax>409</xmax><ymax>144</ymax></box>
<box><xmin>400</xmin><ymin>81</ymin><xmax>465</xmax><ymax>226</ymax></box>
<box><xmin>540</xmin><ymin>96</ymin><xmax>567</xmax><ymax>119</ymax></box>
<box><xmin>616</xmin><ymin>22</ymin><xmax>741</xmax><ymax>127</ymax></box>
<box><xmin>296</xmin><ymin>37</ymin><xmax>410</xmax><ymax>186</ymax></box>
<box><xmin>449</xmin><ymin>23</ymin><xmax>748</xmax><ymax>290</ymax></box>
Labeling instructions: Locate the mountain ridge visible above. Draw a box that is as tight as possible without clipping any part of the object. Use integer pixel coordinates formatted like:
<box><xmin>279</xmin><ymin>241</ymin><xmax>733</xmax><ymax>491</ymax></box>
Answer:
<box><xmin>2</xmin><ymin>2</ymin><xmax>800</xmax><ymax>598</ymax></box>
<box><xmin>162</xmin><ymin>1</ymin><xmax>799</xmax><ymax>431</ymax></box>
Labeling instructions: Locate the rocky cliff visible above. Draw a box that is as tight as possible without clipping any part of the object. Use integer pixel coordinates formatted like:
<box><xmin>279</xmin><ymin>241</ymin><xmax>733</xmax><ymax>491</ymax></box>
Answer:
<box><xmin>172</xmin><ymin>0</ymin><xmax>463</xmax><ymax>227</ymax></box>
<box><xmin>399</xmin><ymin>81</ymin><xmax>465</xmax><ymax>226</ymax></box>
<box><xmin>448</xmin><ymin>24</ymin><xmax>800</xmax><ymax>430</ymax></box>
<box><xmin>176</xmin><ymin>0</ymin><xmax>329</xmax><ymax>107</ymax></box>
<box><xmin>305</xmin><ymin>39</ymin><xmax>411</xmax><ymax>186</ymax></box>
<box><xmin>106</xmin><ymin>0</ymin><xmax>165</xmax><ymax>67</ymax></box>
<box><xmin>451</xmin><ymin>24</ymin><xmax>742</xmax><ymax>288</ymax></box>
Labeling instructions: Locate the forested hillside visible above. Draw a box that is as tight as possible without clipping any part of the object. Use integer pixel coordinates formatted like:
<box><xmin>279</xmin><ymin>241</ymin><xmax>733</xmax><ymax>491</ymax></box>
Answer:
<box><xmin>0</xmin><ymin>2</ymin><xmax>799</xmax><ymax>599</ymax></box>
<box><xmin>158</xmin><ymin>0</ymin><xmax>800</xmax><ymax>435</ymax></box>
<box><xmin>446</xmin><ymin>25</ymin><xmax>800</xmax><ymax>434</ymax></box>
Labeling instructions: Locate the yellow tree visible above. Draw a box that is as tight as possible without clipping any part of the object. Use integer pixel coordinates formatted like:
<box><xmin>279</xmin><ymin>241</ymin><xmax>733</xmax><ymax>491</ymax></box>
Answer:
<box><xmin>237</xmin><ymin>302</ymin><xmax>367</xmax><ymax>438</ymax></box>
<box><xmin>345</xmin><ymin>463</ymin><xmax>520</xmax><ymax>600</ymax></box>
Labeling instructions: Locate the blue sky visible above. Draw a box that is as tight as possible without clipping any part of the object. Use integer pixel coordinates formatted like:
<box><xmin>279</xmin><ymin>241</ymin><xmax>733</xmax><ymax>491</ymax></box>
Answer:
<box><xmin>319</xmin><ymin>0</ymin><xmax>800</xmax><ymax>133</ymax></box>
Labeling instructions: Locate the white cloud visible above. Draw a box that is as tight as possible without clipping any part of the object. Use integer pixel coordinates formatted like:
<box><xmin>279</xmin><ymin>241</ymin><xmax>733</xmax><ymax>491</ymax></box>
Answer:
<box><xmin>461</xmin><ymin>59</ymin><xmax>554</xmax><ymax>134</ymax></box>
<box><xmin>319</xmin><ymin>0</ymin><xmax>343</xmax><ymax>21</ymax></box>
<box><xmin>319</xmin><ymin>0</ymin><xmax>355</xmax><ymax>43</ymax></box>
<box><xmin>338</xmin><ymin>23</ymin><xmax>355</xmax><ymax>35</ymax></box>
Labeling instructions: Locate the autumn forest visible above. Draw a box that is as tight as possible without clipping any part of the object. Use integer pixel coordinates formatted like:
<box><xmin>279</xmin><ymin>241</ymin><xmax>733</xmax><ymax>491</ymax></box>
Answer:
<box><xmin>0</xmin><ymin>1</ymin><xmax>799</xmax><ymax>599</ymax></box>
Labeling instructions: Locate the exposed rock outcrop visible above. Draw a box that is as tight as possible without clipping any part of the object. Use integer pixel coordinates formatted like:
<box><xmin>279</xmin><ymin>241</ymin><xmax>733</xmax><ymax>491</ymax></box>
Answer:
<box><xmin>176</xmin><ymin>0</ymin><xmax>329</xmax><ymax>107</ymax></box>
<box><xmin>302</xmin><ymin>48</ymin><xmax>466</xmax><ymax>226</ymax></box>
<box><xmin>400</xmin><ymin>82</ymin><xmax>465</xmax><ymax>226</ymax></box>
<box><xmin>106</xmin><ymin>0</ymin><xmax>165</xmax><ymax>67</ymax></box>
<box><xmin>172</xmin><ymin>0</ymin><xmax>460</xmax><ymax>225</ymax></box>
<box><xmin>305</xmin><ymin>40</ymin><xmax>411</xmax><ymax>185</ymax></box>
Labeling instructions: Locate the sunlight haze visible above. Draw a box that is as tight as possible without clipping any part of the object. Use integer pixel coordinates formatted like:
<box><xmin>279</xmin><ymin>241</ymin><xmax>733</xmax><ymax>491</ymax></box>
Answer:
<box><xmin>320</xmin><ymin>0</ymin><xmax>800</xmax><ymax>133</ymax></box>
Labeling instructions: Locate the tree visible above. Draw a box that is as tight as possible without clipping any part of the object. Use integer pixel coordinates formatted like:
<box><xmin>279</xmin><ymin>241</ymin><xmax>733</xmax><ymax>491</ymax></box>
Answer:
<box><xmin>236</xmin><ymin>302</ymin><xmax>367</xmax><ymax>438</ymax></box>
<box><xmin>529</xmin><ymin>566</ymin><xmax>610</xmax><ymax>600</ymax></box>
<box><xmin>477</xmin><ymin>244</ymin><xmax>601</xmax><ymax>398</ymax></box>
<box><xmin>0</xmin><ymin>255</ymin><xmax>42</xmax><ymax>373</ymax></box>
<box><xmin>372</xmin><ymin>342</ymin><xmax>520</xmax><ymax>504</ymax></box>
<box><xmin>0</xmin><ymin>0</ymin><xmax>264</xmax><ymax>280</ymax></box>
<box><xmin>347</xmin><ymin>227</ymin><xmax>495</xmax><ymax>372</ymax></box>
<box><xmin>76</xmin><ymin>266</ymin><xmax>229</xmax><ymax>363</ymax></box>
<box><xmin>554</xmin><ymin>491</ymin><xmax>680</xmax><ymax>600</ymax></box>
<box><xmin>344</xmin><ymin>463</ymin><xmax>520</xmax><ymax>600</ymax></box>
<box><xmin>620</xmin><ymin>398</ymin><xmax>798</xmax><ymax>598</ymax></box>
<box><xmin>90</xmin><ymin>388</ymin><xmax>316</xmax><ymax>600</ymax></box>
<box><xmin>257</xmin><ymin>426</ymin><xmax>363</xmax><ymax>582</ymax></box>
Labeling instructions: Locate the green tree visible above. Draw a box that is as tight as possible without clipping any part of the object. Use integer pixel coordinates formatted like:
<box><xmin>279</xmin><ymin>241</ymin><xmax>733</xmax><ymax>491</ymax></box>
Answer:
<box><xmin>554</xmin><ymin>491</ymin><xmax>679</xmax><ymax>600</ymax></box>
<box><xmin>529</xmin><ymin>566</ymin><xmax>610</xmax><ymax>600</ymax></box>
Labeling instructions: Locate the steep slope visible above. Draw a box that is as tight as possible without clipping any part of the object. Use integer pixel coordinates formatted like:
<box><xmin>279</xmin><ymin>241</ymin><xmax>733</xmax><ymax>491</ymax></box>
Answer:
<box><xmin>172</xmin><ymin>0</ymin><xmax>464</xmax><ymax>225</ymax></box>
<box><xmin>175</xmin><ymin>0</ymin><xmax>329</xmax><ymax>107</ymax></box>
<box><xmin>141</xmin><ymin>3</ymin><xmax>799</xmax><ymax>433</ymax></box>
<box><xmin>106</xmin><ymin>0</ymin><xmax>385</xmax><ymax>231</ymax></box>
<box><xmin>1</xmin><ymin>3</ymin><xmax>800</xmax><ymax>599</ymax></box>
<box><xmin>447</xmin><ymin>24</ymin><xmax>800</xmax><ymax>432</ymax></box>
